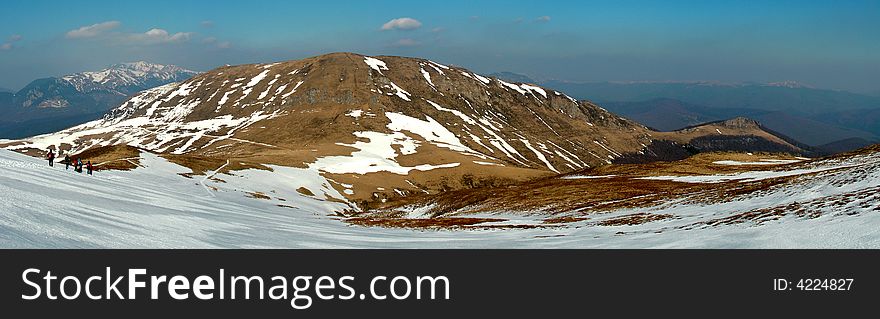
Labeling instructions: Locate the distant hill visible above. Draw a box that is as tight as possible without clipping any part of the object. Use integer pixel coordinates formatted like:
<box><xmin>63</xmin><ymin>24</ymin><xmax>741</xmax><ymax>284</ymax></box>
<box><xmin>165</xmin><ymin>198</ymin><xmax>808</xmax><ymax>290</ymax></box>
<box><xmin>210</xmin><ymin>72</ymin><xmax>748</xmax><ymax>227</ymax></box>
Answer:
<box><xmin>3</xmin><ymin>52</ymin><xmax>808</xmax><ymax>205</ymax></box>
<box><xmin>601</xmin><ymin>98</ymin><xmax>713</xmax><ymax>131</ymax></box>
<box><xmin>483</xmin><ymin>78</ymin><xmax>880</xmax><ymax>148</ymax></box>
<box><xmin>540</xmin><ymin>80</ymin><xmax>880</xmax><ymax>115</ymax></box>
<box><xmin>602</xmin><ymin>98</ymin><xmax>879</xmax><ymax>147</ymax></box>
<box><xmin>814</xmin><ymin>108</ymin><xmax>880</xmax><ymax>137</ymax></box>
<box><xmin>816</xmin><ymin>137</ymin><xmax>878</xmax><ymax>154</ymax></box>
<box><xmin>0</xmin><ymin>61</ymin><xmax>197</xmax><ymax>138</ymax></box>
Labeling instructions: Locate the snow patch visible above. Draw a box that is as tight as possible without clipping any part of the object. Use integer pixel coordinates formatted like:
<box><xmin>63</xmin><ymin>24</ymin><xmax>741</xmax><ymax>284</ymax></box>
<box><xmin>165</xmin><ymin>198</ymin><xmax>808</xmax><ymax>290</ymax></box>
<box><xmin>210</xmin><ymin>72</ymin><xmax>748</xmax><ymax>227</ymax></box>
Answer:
<box><xmin>364</xmin><ymin>57</ymin><xmax>388</xmax><ymax>74</ymax></box>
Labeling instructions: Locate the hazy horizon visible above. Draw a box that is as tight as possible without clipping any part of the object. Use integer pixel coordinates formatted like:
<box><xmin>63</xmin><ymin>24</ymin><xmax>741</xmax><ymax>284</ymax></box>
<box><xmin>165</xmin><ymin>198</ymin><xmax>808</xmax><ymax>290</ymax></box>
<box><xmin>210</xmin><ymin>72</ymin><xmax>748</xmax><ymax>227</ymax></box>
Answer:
<box><xmin>1</xmin><ymin>0</ymin><xmax>878</xmax><ymax>94</ymax></box>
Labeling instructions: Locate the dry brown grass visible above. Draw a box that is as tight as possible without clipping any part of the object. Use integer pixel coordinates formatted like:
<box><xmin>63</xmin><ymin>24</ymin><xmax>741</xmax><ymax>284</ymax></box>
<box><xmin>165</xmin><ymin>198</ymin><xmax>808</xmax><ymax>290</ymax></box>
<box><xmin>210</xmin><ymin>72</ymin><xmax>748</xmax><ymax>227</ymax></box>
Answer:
<box><xmin>653</xmin><ymin>119</ymin><xmax>799</xmax><ymax>151</ymax></box>
<box><xmin>542</xmin><ymin>216</ymin><xmax>590</xmax><ymax>224</ymax></box>
<box><xmin>598</xmin><ymin>213</ymin><xmax>674</xmax><ymax>226</ymax></box>
<box><xmin>296</xmin><ymin>187</ymin><xmax>315</xmax><ymax>196</ymax></box>
<box><xmin>367</xmin><ymin>151</ymin><xmax>812</xmax><ymax>220</ymax></box>
<box><xmin>246</xmin><ymin>191</ymin><xmax>271</xmax><ymax>200</ymax></box>
<box><xmin>73</xmin><ymin>145</ymin><xmax>141</xmax><ymax>171</ymax></box>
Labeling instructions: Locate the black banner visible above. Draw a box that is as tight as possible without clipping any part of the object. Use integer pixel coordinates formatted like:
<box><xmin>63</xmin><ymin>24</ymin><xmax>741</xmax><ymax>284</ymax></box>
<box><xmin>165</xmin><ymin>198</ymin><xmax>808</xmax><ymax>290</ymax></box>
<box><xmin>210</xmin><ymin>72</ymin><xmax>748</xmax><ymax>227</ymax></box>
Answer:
<box><xmin>1</xmin><ymin>250</ymin><xmax>876</xmax><ymax>317</ymax></box>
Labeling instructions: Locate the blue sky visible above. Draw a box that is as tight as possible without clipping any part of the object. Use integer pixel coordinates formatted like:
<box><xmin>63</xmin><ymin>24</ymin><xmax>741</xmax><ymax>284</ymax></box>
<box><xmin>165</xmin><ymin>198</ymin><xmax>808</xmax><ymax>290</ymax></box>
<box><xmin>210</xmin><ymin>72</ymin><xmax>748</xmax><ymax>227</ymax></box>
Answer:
<box><xmin>1</xmin><ymin>0</ymin><xmax>878</xmax><ymax>93</ymax></box>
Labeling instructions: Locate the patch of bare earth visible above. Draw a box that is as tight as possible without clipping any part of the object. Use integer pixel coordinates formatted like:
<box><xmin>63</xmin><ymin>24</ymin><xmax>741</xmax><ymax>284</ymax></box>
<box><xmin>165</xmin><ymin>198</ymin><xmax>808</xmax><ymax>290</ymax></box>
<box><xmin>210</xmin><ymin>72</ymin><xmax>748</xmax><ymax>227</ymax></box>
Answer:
<box><xmin>74</xmin><ymin>145</ymin><xmax>142</xmax><ymax>171</ymax></box>
<box><xmin>246</xmin><ymin>191</ymin><xmax>271</xmax><ymax>200</ymax></box>
<box><xmin>598</xmin><ymin>213</ymin><xmax>674</xmax><ymax>226</ymax></box>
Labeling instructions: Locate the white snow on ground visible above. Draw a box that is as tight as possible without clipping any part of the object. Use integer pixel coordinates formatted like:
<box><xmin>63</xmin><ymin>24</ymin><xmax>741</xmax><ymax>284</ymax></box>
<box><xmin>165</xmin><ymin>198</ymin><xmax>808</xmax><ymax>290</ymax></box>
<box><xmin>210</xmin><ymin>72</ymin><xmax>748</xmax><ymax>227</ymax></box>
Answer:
<box><xmin>308</xmin><ymin>131</ymin><xmax>460</xmax><ymax>175</ymax></box>
<box><xmin>426</xmin><ymin>100</ymin><xmax>524</xmax><ymax>163</ymax></box>
<box><xmin>420</xmin><ymin>67</ymin><xmax>434</xmax><ymax>88</ymax></box>
<box><xmin>385</xmin><ymin>112</ymin><xmax>488</xmax><ymax>159</ymax></box>
<box><xmin>387</xmin><ymin>82</ymin><xmax>411</xmax><ymax>101</ymax></box>
<box><xmin>234</xmin><ymin>69</ymin><xmax>271</xmax><ymax>105</ymax></box>
<box><xmin>637</xmin><ymin>161</ymin><xmax>858</xmax><ymax>184</ymax></box>
<box><xmin>6</xmin><ymin>83</ymin><xmax>285</xmax><ymax>155</ymax></box>
<box><xmin>426</xmin><ymin>63</ymin><xmax>446</xmax><ymax>76</ymax></box>
<box><xmin>427</xmin><ymin>60</ymin><xmax>449</xmax><ymax>70</ymax></box>
<box><xmin>2</xmin><ymin>149</ymin><xmax>880</xmax><ymax>248</ymax></box>
<box><xmin>520</xmin><ymin>139</ymin><xmax>558</xmax><ymax>173</ymax></box>
<box><xmin>309</xmin><ymin>112</ymin><xmax>470</xmax><ymax>175</ymax></box>
<box><xmin>593</xmin><ymin>140</ymin><xmax>621</xmax><ymax>158</ymax></box>
<box><xmin>472</xmin><ymin>73</ymin><xmax>491</xmax><ymax>84</ymax></box>
<box><xmin>364</xmin><ymin>56</ymin><xmax>388</xmax><ymax>74</ymax></box>
<box><xmin>257</xmin><ymin>75</ymin><xmax>280</xmax><ymax>100</ymax></box>
<box><xmin>345</xmin><ymin>110</ymin><xmax>364</xmax><ymax>118</ymax></box>
<box><xmin>520</xmin><ymin>84</ymin><xmax>547</xmax><ymax>98</ymax></box>
<box><xmin>498</xmin><ymin>79</ymin><xmax>527</xmax><ymax>95</ymax></box>
<box><xmin>281</xmin><ymin>81</ymin><xmax>304</xmax><ymax>99</ymax></box>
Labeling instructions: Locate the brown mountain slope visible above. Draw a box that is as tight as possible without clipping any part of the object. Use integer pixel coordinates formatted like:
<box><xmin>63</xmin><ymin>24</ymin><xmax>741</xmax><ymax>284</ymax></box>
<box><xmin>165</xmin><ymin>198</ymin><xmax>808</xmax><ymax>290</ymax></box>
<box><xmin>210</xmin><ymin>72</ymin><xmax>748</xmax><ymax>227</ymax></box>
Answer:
<box><xmin>3</xmin><ymin>53</ymin><xmax>651</xmax><ymax>201</ymax></box>
<box><xmin>1</xmin><ymin>53</ymin><xmax>805</xmax><ymax>205</ymax></box>
<box><xmin>656</xmin><ymin>117</ymin><xmax>804</xmax><ymax>152</ymax></box>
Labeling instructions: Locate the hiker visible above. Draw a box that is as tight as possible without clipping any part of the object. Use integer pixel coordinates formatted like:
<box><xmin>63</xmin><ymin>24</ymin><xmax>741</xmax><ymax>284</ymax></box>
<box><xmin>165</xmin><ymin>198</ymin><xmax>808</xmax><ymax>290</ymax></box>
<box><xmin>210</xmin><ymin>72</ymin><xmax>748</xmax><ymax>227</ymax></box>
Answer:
<box><xmin>47</xmin><ymin>150</ymin><xmax>55</xmax><ymax>167</ymax></box>
<box><xmin>86</xmin><ymin>161</ymin><xmax>93</xmax><ymax>175</ymax></box>
<box><xmin>73</xmin><ymin>157</ymin><xmax>81</xmax><ymax>173</ymax></box>
<box><xmin>63</xmin><ymin>155</ymin><xmax>71</xmax><ymax>170</ymax></box>
<box><xmin>77</xmin><ymin>158</ymin><xmax>84</xmax><ymax>173</ymax></box>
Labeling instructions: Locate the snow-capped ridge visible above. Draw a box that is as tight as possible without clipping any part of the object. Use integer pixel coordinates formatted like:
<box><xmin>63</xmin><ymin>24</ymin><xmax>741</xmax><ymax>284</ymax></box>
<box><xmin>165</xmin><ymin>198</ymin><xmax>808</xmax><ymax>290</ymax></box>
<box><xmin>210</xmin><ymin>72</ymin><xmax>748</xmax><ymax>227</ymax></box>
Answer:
<box><xmin>61</xmin><ymin>61</ymin><xmax>198</xmax><ymax>93</ymax></box>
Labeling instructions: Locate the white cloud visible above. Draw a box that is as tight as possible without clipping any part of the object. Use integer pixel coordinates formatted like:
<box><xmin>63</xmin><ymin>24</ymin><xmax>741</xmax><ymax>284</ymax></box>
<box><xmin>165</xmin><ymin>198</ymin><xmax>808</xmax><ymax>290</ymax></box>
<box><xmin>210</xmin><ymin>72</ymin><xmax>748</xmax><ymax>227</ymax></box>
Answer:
<box><xmin>381</xmin><ymin>17</ymin><xmax>422</xmax><ymax>31</ymax></box>
<box><xmin>131</xmin><ymin>28</ymin><xmax>193</xmax><ymax>44</ymax></box>
<box><xmin>200</xmin><ymin>20</ymin><xmax>214</xmax><ymax>28</ymax></box>
<box><xmin>65</xmin><ymin>21</ymin><xmax>121</xmax><ymax>39</ymax></box>
<box><xmin>1</xmin><ymin>35</ymin><xmax>21</xmax><ymax>51</ymax></box>
<box><xmin>535</xmin><ymin>16</ymin><xmax>551</xmax><ymax>23</ymax></box>
<box><xmin>66</xmin><ymin>21</ymin><xmax>193</xmax><ymax>45</ymax></box>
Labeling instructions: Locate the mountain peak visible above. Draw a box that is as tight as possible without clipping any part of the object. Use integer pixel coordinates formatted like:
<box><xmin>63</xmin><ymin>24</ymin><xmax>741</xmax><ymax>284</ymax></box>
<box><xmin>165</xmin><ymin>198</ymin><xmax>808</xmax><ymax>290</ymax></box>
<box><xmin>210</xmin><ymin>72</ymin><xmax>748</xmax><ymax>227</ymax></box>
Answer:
<box><xmin>61</xmin><ymin>61</ymin><xmax>198</xmax><ymax>93</ymax></box>
<box><xmin>719</xmin><ymin>117</ymin><xmax>761</xmax><ymax>129</ymax></box>
<box><xmin>8</xmin><ymin>53</ymin><xmax>654</xmax><ymax>200</ymax></box>
<box><xmin>109</xmin><ymin>61</ymin><xmax>191</xmax><ymax>72</ymax></box>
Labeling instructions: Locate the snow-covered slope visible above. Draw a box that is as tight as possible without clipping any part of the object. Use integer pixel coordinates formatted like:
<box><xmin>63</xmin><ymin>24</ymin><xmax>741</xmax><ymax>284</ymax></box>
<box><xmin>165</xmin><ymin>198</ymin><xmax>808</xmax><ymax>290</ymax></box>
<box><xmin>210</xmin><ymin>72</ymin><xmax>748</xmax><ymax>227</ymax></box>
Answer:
<box><xmin>2</xmin><ymin>147</ymin><xmax>879</xmax><ymax>248</ymax></box>
<box><xmin>2</xmin><ymin>53</ymin><xmax>657</xmax><ymax>204</ymax></box>
<box><xmin>0</xmin><ymin>61</ymin><xmax>199</xmax><ymax>139</ymax></box>
<box><xmin>2</xmin><ymin>53</ymin><xmax>798</xmax><ymax>207</ymax></box>
<box><xmin>61</xmin><ymin>61</ymin><xmax>198</xmax><ymax>94</ymax></box>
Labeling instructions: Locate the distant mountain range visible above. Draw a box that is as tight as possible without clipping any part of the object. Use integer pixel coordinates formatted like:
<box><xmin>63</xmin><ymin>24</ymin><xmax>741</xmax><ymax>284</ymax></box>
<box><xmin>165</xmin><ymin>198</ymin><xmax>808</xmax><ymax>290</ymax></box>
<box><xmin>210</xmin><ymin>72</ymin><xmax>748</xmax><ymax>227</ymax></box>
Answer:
<box><xmin>488</xmin><ymin>72</ymin><xmax>538</xmax><ymax>85</ymax></box>
<box><xmin>490</xmin><ymin>72</ymin><xmax>880</xmax><ymax>152</ymax></box>
<box><xmin>0</xmin><ymin>62</ymin><xmax>198</xmax><ymax>138</ymax></box>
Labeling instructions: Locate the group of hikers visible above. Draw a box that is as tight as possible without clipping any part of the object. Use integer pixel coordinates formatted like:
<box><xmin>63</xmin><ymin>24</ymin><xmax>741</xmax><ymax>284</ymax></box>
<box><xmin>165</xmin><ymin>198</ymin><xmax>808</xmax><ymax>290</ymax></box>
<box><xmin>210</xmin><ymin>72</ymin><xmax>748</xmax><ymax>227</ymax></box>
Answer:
<box><xmin>46</xmin><ymin>149</ymin><xmax>93</xmax><ymax>175</ymax></box>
